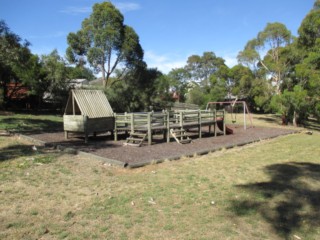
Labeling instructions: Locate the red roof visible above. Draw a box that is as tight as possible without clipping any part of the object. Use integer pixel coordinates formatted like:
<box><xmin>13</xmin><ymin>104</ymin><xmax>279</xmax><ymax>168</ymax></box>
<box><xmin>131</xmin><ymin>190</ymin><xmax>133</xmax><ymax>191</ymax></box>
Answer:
<box><xmin>6</xmin><ymin>83</ymin><xmax>29</xmax><ymax>99</ymax></box>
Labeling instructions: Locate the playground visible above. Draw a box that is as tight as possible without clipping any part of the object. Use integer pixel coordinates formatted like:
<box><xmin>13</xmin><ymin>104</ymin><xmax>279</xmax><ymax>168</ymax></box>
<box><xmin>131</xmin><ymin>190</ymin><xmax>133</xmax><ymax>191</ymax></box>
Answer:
<box><xmin>27</xmin><ymin>124</ymin><xmax>296</xmax><ymax>167</ymax></box>
<box><xmin>11</xmin><ymin>90</ymin><xmax>297</xmax><ymax>167</ymax></box>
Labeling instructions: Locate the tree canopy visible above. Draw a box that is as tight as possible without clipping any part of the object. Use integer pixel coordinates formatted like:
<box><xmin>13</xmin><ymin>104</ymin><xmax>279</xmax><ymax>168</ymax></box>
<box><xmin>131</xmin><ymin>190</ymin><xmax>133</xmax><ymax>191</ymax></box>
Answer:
<box><xmin>1</xmin><ymin>0</ymin><xmax>320</xmax><ymax>123</ymax></box>
<box><xmin>66</xmin><ymin>2</ymin><xmax>144</xmax><ymax>88</ymax></box>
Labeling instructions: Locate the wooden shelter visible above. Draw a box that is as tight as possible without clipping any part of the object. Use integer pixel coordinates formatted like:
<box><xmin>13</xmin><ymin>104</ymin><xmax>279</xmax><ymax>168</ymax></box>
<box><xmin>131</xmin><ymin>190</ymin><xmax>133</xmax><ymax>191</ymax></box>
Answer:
<box><xmin>63</xmin><ymin>89</ymin><xmax>114</xmax><ymax>142</ymax></box>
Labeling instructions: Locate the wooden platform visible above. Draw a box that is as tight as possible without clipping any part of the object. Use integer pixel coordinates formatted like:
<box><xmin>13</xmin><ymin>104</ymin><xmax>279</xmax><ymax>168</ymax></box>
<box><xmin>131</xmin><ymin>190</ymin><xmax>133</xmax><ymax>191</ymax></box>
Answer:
<box><xmin>114</xmin><ymin>110</ymin><xmax>226</xmax><ymax>145</ymax></box>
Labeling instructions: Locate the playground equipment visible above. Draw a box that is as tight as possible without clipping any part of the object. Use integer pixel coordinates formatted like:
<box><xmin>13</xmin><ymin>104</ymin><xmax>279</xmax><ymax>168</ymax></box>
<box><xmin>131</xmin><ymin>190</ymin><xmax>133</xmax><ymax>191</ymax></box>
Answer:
<box><xmin>62</xmin><ymin>90</ymin><xmax>231</xmax><ymax>146</ymax></box>
<box><xmin>63</xmin><ymin>90</ymin><xmax>114</xmax><ymax>143</ymax></box>
<box><xmin>114</xmin><ymin>109</ymin><xmax>226</xmax><ymax>146</ymax></box>
<box><xmin>206</xmin><ymin>100</ymin><xmax>253</xmax><ymax>131</ymax></box>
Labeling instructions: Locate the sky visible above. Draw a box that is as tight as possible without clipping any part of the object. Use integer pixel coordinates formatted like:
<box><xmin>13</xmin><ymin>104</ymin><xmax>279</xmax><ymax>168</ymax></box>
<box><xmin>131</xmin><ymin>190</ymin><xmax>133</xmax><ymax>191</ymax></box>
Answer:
<box><xmin>0</xmin><ymin>0</ymin><xmax>315</xmax><ymax>74</ymax></box>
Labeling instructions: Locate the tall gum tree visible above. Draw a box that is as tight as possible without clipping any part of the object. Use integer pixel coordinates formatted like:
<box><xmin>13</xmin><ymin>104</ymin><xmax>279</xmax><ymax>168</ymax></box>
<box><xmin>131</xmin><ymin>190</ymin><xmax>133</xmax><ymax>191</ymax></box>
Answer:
<box><xmin>66</xmin><ymin>2</ymin><xmax>144</xmax><ymax>88</ymax></box>
<box><xmin>296</xmin><ymin>0</ymin><xmax>320</xmax><ymax>120</ymax></box>
<box><xmin>238</xmin><ymin>22</ymin><xmax>293</xmax><ymax>94</ymax></box>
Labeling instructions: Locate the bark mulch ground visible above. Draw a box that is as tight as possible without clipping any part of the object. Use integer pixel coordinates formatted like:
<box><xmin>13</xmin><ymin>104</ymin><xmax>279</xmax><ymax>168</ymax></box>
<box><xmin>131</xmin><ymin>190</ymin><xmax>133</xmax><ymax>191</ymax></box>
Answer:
<box><xmin>24</xmin><ymin>125</ymin><xmax>298</xmax><ymax>168</ymax></box>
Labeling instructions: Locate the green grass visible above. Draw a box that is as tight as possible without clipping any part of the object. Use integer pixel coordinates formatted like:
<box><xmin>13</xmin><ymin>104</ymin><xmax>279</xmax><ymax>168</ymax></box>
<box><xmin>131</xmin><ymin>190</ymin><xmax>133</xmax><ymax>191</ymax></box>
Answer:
<box><xmin>0</xmin><ymin>112</ymin><xmax>62</xmax><ymax>133</ymax></box>
<box><xmin>0</xmin><ymin>114</ymin><xmax>319</xmax><ymax>239</ymax></box>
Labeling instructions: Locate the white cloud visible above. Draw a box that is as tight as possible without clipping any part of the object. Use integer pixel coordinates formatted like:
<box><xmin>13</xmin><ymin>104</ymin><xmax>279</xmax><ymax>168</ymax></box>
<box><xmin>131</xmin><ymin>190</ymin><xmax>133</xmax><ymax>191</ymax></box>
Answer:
<box><xmin>224</xmin><ymin>55</ymin><xmax>238</xmax><ymax>68</ymax></box>
<box><xmin>30</xmin><ymin>46</ymin><xmax>64</xmax><ymax>56</ymax></box>
<box><xmin>114</xmin><ymin>2</ymin><xmax>141</xmax><ymax>13</ymax></box>
<box><xmin>60</xmin><ymin>2</ymin><xmax>140</xmax><ymax>15</ymax></box>
<box><xmin>144</xmin><ymin>50</ymin><xmax>241</xmax><ymax>73</ymax></box>
<box><xmin>217</xmin><ymin>51</ymin><xmax>239</xmax><ymax>68</ymax></box>
<box><xmin>28</xmin><ymin>31</ymin><xmax>66</xmax><ymax>39</ymax></box>
<box><xmin>60</xmin><ymin>6</ymin><xmax>91</xmax><ymax>15</ymax></box>
<box><xmin>144</xmin><ymin>51</ymin><xmax>186</xmax><ymax>74</ymax></box>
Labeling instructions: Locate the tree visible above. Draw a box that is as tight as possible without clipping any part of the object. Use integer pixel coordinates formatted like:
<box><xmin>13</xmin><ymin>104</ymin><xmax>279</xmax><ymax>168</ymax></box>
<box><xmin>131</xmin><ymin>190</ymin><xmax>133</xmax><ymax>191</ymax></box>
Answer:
<box><xmin>167</xmin><ymin>67</ymin><xmax>190</xmax><ymax>102</ymax></box>
<box><xmin>185</xmin><ymin>52</ymin><xmax>225</xmax><ymax>87</ymax></box>
<box><xmin>298</xmin><ymin>1</ymin><xmax>320</xmax><ymax>49</ymax></box>
<box><xmin>186</xmin><ymin>84</ymin><xmax>207</xmax><ymax>107</ymax></box>
<box><xmin>67</xmin><ymin>66</ymin><xmax>95</xmax><ymax>81</ymax></box>
<box><xmin>296</xmin><ymin>1</ymin><xmax>320</xmax><ymax>120</ymax></box>
<box><xmin>0</xmin><ymin>20</ymin><xmax>41</xmax><ymax>108</ymax></box>
<box><xmin>66</xmin><ymin>2</ymin><xmax>144</xmax><ymax>88</ymax></box>
<box><xmin>106</xmin><ymin>66</ymin><xmax>162</xmax><ymax>112</ymax></box>
<box><xmin>228</xmin><ymin>65</ymin><xmax>256</xmax><ymax>106</ymax></box>
<box><xmin>207</xmin><ymin>65</ymin><xmax>229</xmax><ymax>102</ymax></box>
<box><xmin>237</xmin><ymin>39</ymin><xmax>260</xmax><ymax>72</ymax></box>
<box><xmin>40</xmin><ymin>50</ymin><xmax>70</xmax><ymax>108</ymax></box>
<box><xmin>270</xmin><ymin>85</ymin><xmax>309</xmax><ymax>126</ymax></box>
<box><xmin>238</xmin><ymin>22</ymin><xmax>293</xmax><ymax>94</ymax></box>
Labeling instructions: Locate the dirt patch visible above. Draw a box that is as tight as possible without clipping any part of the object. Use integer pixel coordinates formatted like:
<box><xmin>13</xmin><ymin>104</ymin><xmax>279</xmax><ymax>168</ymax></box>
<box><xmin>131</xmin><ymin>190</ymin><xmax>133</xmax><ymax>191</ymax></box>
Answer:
<box><xmin>25</xmin><ymin>125</ymin><xmax>298</xmax><ymax>167</ymax></box>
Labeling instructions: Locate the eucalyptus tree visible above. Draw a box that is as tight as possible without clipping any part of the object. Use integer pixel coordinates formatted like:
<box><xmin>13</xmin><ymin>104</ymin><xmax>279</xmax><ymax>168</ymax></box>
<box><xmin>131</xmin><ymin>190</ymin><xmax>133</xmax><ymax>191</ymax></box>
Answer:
<box><xmin>266</xmin><ymin>1</ymin><xmax>320</xmax><ymax>125</ymax></box>
<box><xmin>238</xmin><ymin>22</ymin><xmax>293</xmax><ymax>94</ymax></box>
<box><xmin>66</xmin><ymin>2</ymin><xmax>144</xmax><ymax>88</ymax></box>
<box><xmin>296</xmin><ymin>0</ymin><xmax>320</xmax><ymax>120</ymax></box>
<box><xmin>39</xmin><ymin>50</ymin><xmax>70</xmax><ymax>108</ymax></box>
<box><xmin>166</xmin><ymin>67</ymin><xmax>190</xmax><ymax>102</ymax></box>
<box><xmin>185</xmin><ymin>51</ymin><xmax>226</xmax><ymax>87</ymax></box>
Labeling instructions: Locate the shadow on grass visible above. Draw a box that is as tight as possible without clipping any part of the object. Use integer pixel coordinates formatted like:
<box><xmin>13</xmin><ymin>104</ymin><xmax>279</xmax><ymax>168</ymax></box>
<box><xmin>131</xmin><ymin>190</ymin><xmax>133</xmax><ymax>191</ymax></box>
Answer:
<box><xmin>0</xmin><ymin>144</ymin><xmax>41</xmax><ymax>162</ymax></box>
<box><xmin>231</xmin><ymin>162</ymin><xmax>320</xmax><ymax>239</ymax></box>
<box><xmin>0</xmin><ymin>117</ymin><xmax>63</xmax><ymax>134</ymax></box>
<box><xmin>0</xmin><ymin>142</ymin><xmax>69</xmax><ymax>162</ymax></box>
<box><xmin>256</xmin><ymin>115</ymin><xmax>282</xmax><ymax>124</ymax></box>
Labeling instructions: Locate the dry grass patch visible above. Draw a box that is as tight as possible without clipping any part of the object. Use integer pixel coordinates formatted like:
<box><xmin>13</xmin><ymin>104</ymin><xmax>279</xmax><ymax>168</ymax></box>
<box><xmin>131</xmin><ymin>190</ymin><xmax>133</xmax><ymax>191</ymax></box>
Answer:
<box><xmin>0</xmin><ymin>132</ymin><xmax>320</xmax><ymax>239</ymax></box>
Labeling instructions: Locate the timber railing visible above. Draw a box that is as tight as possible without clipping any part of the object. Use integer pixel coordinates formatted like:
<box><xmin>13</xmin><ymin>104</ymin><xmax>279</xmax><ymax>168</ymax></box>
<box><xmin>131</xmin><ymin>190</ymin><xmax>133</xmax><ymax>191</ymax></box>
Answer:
<box><xmin>114</xmin><ymin>109</ymin><xmax>225</xmax><ymax>145</ymax></box>
<box><xmin>114</xmin><ymin>111</ymin><xmax>169</xmax><ymax>145</ymax></box>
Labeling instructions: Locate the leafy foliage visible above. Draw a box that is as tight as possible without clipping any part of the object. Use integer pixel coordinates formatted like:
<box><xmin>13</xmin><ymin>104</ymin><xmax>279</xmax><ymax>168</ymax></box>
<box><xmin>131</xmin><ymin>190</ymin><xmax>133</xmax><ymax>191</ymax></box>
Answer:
<box><xmin>66</xmin><ymin>2</ymin><xmax>144</xmax><ymax>88</ymax></box>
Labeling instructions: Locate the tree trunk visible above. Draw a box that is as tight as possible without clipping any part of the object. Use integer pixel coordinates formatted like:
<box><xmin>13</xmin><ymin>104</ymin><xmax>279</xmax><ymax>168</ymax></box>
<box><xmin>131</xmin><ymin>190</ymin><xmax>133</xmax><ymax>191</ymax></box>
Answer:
<box><xmin>281</xmin><ymin>114</ymin><xmax>287</xmax><ymax>125</ymax></box>
<box><xmin>102</xmin><ymin>64</ymin><xmax>106</xmax><ymax>88</ymax></box>
<box><xmin>293</xmin><ymin>110</ymin><xmax>298</xmax><ymax>127</ymax></box>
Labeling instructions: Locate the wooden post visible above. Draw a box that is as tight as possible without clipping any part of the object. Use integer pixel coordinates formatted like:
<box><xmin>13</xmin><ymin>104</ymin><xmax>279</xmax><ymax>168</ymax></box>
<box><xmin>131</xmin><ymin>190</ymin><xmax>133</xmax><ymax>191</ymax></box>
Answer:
<box><xmin>223</xmin><ymin>110</ymin><xmax>226</xmax><ymax>135</ymax></box>
<box><xmin>65</xmin><ymin>131</ymin><xmax>68</xmax><ymax>139</ymax></box>
<box><xmin>179</xmin><ymin>111</ymin><xmax>183</xmax><ymax>141</ymax></box>
<box><xmin>84</xmin><ymin>115</ymin><xmax>89</xmax><ymax>143</ymax></box>
<box><xmin>72</xmin><ymin>91</ymin><xmax>75</xmax><ymax>115</ymax></box>
<box><xmin>166</xmin><ymin>111</ymin><xmax>170</xmax><ymax>143</ymax></box>
<box><xmin>130</xmin><ymin>113</ymin><xmax>134</xmax><ymax>134</ymax></box>
<box><xmin>208</xmin><ymin>110</ymin><xmax>212</xmax><ymax>135</ymax></box>
<box><xmin>214</xmin><ymin>110</ymin><xmax>217</xmax><ymax>137</ymax></box>
<box><xmin>114</xmin><ymin>113</ymin><xmax>118</xmax><ymax>141</ymax></box>
<box><xmin>198</xmin><ymin>110</ymin><xmax>202</xmax><ymax>138</ymax></box>
<box><xmin>147</xmin><ymin>112</ymin><xmax>152</xmax><ymax>145</ymax></box>
<box><xmin>243</xmin><ymin>101</ymin><xmax>246</xmax><ymax>130</ymax></box>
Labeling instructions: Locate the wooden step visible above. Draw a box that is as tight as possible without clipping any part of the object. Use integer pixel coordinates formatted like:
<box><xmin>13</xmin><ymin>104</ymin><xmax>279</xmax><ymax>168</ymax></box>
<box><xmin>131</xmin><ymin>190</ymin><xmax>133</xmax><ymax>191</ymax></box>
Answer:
<box><xmin>170</xmin><ymin>128</ymin><xmax>191</xmax><ymax>144</ymax></box>
<box><xmin>124</xmin><ymin>132</ymin><xmax>147</xmax><ymax>147</ymax></box>
<box><xmin>180</xmin><ymin>139</ymin><xmax>192</xmax><ymax>144</ymax></box>
<box><xmin>130</xmin><ymin>132</ymin><xmax>147</xmax><ymax>137</ymax></box>
<box><xmin>126</xmin><ymin>137</ymin><xmax>145</xmax><ymax>142</ymax></box>
<box><xmin>171</xmin><ymin>129</ymin><xmax>186</xmax><ymax>133</ymax></box>
<box><xmin>123</xmin><ymin>142</ymin><xmax>143</xmax><ymax>147</ymax></box>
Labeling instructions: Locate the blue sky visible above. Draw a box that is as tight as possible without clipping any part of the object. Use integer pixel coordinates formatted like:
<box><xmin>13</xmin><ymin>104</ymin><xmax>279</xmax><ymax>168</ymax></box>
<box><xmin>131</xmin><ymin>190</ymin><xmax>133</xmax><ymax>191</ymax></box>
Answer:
<box><xmin>0</xmin><ymin>0</ymin><xmax>315</xmax><ymax>73</ymax></box>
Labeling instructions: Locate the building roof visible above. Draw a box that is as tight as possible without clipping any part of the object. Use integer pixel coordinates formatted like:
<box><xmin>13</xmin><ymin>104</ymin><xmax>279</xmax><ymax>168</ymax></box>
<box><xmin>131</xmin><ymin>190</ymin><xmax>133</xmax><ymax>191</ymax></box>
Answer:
<box><xmin>64</xmin><ymin>89</ymin><xmax>114</xmax><ymax>118</ymax></box>
<box><xmin>6</xmin><ymin>83</ymin><xmax>29</xmax><ymax>99</ymax></box>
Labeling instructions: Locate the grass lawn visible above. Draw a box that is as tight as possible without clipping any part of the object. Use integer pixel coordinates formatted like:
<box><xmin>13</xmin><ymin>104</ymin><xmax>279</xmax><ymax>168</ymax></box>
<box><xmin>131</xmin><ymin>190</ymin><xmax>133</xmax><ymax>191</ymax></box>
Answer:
<box><xmin>0</xmin><ymin>113</ymin><xmax>319</xmax><ymax>239</ymax></box>
<box><xmin>0</xmin><ymin>112</ymin><xmax>62</xmax><ymax>133</ymax></box>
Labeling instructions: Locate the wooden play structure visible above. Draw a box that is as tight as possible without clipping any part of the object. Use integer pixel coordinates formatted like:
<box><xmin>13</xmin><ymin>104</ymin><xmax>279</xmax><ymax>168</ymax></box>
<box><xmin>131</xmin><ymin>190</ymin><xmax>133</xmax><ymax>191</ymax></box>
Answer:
<box><xmin>63</xmin><ymin>90</ymin><xmax>230</xmax><ymax>146</ymax></box>
<box><xmin>114</xmin><ymin>109</ymin><xmax>226</xmax><ymax>146</ymax></box>
<box><xmin>63</xmin><ymin>89</ymin><xmax>114</xmax><ymax>143</ymax></box>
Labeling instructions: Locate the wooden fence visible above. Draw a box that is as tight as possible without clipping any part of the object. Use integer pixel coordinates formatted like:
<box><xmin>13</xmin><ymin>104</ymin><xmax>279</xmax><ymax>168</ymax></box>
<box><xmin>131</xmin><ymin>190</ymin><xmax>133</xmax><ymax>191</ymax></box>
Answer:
<box><xmin>114</xmin><ymin>109</ymin><xmax>225</xmax><ymax>145</ymax></box>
